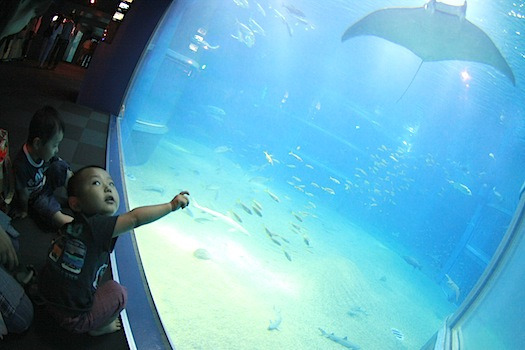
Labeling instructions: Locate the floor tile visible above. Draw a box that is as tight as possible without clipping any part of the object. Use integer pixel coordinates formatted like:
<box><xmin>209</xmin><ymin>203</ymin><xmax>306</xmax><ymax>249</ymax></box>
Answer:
<box><xmin>60</xmin><ymin>100</ymin><xmax>93</xmax><ymax>117</ymax></box>
<box><xmin>91</xmin><ymin>111</ymin><xmax>110</xmax><ymax>123</ymax></box>
<box><xmin>59</xmin><ymin>111</ymin><xmax>89</xmax><ymax>127</ymax></box>
<box><xmin>86</xmin><ymin>119</ymin><xmax>109</xmax><ymax>133</ymax></box>
<box><xmin>63</xmin><ymin>123</ymin><xmax>84</xmax><ymax>140</ymax></box>
<box><xmin>58</xmin><ymin>138</ymin><xmax>77</xmax><ymax>161</ymax></box>
<box><xmin>72</xmin><ymin>142</ymin><xmax>106</xmax><ymax>166</ymax></box>
<box><xmin>80</xmin><ymin>128</ymin><xmax>107</xmax><ymax>148</ymax></box>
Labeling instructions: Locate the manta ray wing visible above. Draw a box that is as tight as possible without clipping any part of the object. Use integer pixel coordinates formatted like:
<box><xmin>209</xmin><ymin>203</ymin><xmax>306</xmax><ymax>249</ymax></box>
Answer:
<box><xmin>341</xmin><ymin>7</ymin><xmax>515</xmax><ymax>85</ymax></box>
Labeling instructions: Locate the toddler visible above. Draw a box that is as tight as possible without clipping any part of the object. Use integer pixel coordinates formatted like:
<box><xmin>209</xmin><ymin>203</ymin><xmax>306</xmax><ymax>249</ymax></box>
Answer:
<box><xmin>38</xmin><ymin>165</ymin><xmax>189</xmax><ymax>335</ymax></box>
<box><xmin>12</xmin><ymin>105</ymin><xmax>73</xmax><ymax>228</ymax></box>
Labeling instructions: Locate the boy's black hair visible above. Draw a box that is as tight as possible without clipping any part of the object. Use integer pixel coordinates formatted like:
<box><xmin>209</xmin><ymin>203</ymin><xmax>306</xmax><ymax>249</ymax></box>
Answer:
<box><xmin>67</xmin><ymin>165</ymin><xmax>106</xmax><ymax>197</ymax></box>
<box><xmin>27</xmin><ymin>105</ymin><xmax>65</xmax><ymax>145</ymax></box>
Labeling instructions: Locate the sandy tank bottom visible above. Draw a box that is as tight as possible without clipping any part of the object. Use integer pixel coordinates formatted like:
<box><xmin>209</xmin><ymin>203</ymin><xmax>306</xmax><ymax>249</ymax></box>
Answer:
<box><xmin>122</xmin><ymin>137</ymin><xmax>455</xmax><ymax>349</ymax></box>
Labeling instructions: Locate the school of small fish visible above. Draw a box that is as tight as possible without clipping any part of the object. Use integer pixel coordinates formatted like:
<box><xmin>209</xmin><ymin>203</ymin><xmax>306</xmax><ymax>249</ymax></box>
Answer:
<box><xmin>228</xmin><ymin>0</ymin><xmax>315</xmax><ymax>49</ymax></box>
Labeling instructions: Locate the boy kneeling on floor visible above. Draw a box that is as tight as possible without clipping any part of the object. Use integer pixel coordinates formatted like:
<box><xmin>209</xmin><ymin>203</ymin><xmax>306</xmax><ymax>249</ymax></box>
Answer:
<box><xmin>38</xmin><ymin>166</ymin><xmax>189</xmax><ymax>335</ymax></box>
<box><xmin>11</xmin><ymin>105</ymin><xmax>74</xmax><ymax>229</ymax></box>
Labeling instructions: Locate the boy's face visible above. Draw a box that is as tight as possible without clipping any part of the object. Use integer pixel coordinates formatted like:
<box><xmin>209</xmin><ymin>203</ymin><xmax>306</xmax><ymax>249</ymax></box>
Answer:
<box><xmin>72</xmin><ymin>167</ymin><xmax>120</xmax><ymax>216</ymax></box>
<box><xmin>37</xmin><ymin>130</ymin><xmax>63</xmax><ymax>162</ymax></box>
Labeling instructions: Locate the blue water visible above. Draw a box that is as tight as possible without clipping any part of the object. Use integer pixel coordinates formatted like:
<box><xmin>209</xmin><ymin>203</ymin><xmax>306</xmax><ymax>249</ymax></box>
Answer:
<box><xmin>120</xmin><ymin>0</ymin><xmax>525</xmax><ymax>348</ymax></box>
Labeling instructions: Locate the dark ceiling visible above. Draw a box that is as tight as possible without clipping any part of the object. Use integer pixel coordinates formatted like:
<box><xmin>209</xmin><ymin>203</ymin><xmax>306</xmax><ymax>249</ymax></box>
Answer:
<box><xmin>50</xmin><ymin>0</ymin><xmax>123</xmax><ymax>38</ymax></box>
<box><xmin>59</xmin><ymin>0</ymin><xmax>122</xmax><ymax>16</ymax></box>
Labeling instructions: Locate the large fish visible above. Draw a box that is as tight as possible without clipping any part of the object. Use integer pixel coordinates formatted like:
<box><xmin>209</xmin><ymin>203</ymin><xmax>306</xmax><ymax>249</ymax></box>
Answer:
<box><xmin>283</xmin><ymin>3</ymin><xmax>306</xmax><ymax>18</ymax></box>
<box><xmin>403</xmin><ymin>255</ymin><xmax>422</xmax><ymax>270</ymax></box>
<box><xmin>449</xmin><ymin>180</ymin><xmax>472</xmax><ymax>196</ymax></box>
<box><xmin>319</xmin><ymin>328</ymin><xmax>360</xmax><ymax>349</ymax></box>
<box><xmin>192</xmin><ymin>199</ymin><xmax>250</xmax><ymax>236</ymax></box>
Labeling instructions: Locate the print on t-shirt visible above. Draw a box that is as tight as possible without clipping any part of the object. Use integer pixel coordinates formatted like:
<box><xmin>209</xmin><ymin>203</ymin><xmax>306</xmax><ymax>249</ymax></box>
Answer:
<box><xmin>61</xmin><ymin>238</ymin><xmax>87</xmax><ymax>274</ymax></box>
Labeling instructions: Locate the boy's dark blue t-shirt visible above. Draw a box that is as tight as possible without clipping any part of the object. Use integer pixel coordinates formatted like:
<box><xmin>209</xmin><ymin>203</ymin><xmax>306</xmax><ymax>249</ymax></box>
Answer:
<box><xmin>13</xmin><ymin>144</ymin><xmax>52</xmax><ymax>197</ymax></box>
<box><xmin>39</xmin><ymin>213</ymin><xmax>118</xmax><ymax>315</ymax></box>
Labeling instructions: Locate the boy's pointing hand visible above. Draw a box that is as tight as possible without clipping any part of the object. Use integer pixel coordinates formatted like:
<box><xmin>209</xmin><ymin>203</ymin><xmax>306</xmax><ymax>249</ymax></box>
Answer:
<box><xmin>171</xmin><ymin>191</ymin><xmax>190</xmax><ymax>211</ymax></box>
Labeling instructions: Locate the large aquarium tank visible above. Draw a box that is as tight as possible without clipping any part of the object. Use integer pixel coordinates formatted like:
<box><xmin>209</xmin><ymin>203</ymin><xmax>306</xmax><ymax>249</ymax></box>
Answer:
<box><xmin>117</xmin><ymin>0</ymin><xmax>525</xmax><ymax>348</ymax></box>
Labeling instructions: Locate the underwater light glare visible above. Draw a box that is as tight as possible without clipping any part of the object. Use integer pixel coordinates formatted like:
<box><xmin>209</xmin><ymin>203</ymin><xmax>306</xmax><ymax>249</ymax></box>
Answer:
<box><xmin>461</xmin><ymin>69</ymin><xmax>472</xmax><ymax>82</ymax></box>
<box><xmin>219</xmin><ymin>241</ymin><xmax>298</xmax><ymax>294</ymax></box>
<box><xmin>264</xmin><ymin>271</ymin><xmax>297</xmax><ymax>294</ymax></box>
<box><xmin>155</xmin><ymin>224</ymin><xmax>202</xmax><ymax>253</ymax></box>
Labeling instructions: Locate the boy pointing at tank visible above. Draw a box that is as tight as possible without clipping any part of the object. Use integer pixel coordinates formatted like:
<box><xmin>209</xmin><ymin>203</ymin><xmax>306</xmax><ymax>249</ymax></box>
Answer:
<box><xmin>38</xmin><ymin>165</ymin><xmax>189</xmax><ymax>335</ymax></box>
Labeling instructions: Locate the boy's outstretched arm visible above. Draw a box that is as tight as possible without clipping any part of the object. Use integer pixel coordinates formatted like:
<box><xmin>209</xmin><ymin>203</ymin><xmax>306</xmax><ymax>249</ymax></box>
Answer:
<box><xmin>113</xmin><ymin>191</ymin><xmax>189</xmax><ymax>237</ymax></box>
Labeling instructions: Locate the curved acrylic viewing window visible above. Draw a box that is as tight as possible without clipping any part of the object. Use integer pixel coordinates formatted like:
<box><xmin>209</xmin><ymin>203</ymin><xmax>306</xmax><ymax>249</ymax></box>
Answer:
<box><xmin>117</xmin><ymin>1</ymin><xmax>525</xmax><ymax>348</ymax></box>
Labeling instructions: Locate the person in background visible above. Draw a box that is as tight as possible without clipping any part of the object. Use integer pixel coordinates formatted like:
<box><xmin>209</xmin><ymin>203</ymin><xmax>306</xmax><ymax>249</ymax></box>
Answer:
<box><xmin>78</xmin><ymin>37</ymin><xmax>96</xmax><ymax>68</ymax></box>
<box><xmin>38</xmin><ymin>166</ymin><xmax>189</xmax><ymax>335</ymax></box>
<box><xmin>21</xmin><ymin>16</ymin><xmax>42</xmax><ymax>59</ymax></box>
<box><xmin>47</xmin><ymin>16</ymin><xmax>74</xmax><ymax>69</ymax></box>
<box><xmin>37</xmin><ymin>15</ymin><xmax>62</xmax><ymax>69</ymax></box>
<box><xmin>11</xmin><ymin>105</ymin><xmax>73</xmax><ymax>229</ymax></box>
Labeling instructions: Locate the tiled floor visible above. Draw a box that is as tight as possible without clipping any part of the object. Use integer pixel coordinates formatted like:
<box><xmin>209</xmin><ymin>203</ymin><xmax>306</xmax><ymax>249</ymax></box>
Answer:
<box><xmin>0</xmin><ymin>59</ymin><xmax>128</xmax><ymax>349</ymax></box>
<box><xmin>0</xmin><ymin>59</ymin><xmax>107</xmax><ymax>164</ymax></box>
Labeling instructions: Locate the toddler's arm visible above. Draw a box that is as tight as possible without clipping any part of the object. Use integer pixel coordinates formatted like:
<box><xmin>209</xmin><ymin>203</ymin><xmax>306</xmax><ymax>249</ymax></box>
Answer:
<box><xmin>113</xmin><ymin>191</ymin><xmax>189</xmax><ymax>237</ymax></box>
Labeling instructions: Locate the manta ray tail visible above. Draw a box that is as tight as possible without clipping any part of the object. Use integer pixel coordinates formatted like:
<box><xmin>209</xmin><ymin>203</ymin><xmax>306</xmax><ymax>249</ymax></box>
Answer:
<box><xmin>397</xmin><ymin>60</ymin><xmax>424</xmax><ymax>103</ymax></box>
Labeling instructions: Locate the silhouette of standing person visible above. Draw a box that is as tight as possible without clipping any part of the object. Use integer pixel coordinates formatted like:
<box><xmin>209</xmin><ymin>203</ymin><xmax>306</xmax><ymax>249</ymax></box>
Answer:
<box><xmin>37</xmin><ymin>16</ymin><xmax>62</xmax><ymax>69</ymax></box>
<box><xmin>48</xmin><ymin>16</ymin><xmax>74</xmax><ymax>69</ymax></box>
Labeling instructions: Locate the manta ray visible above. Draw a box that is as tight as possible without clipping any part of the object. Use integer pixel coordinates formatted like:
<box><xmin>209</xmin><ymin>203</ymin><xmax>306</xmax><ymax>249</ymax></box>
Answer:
<box><xmin>341</xmin><ymin>0</ymin><xmax>515</xmax><ymax>100</ymax></box>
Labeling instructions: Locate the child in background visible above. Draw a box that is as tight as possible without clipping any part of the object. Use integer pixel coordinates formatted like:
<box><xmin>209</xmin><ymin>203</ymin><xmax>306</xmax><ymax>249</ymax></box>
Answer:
<box><xmin>12</xmin><ymin>105</ymin><xmax>73</xmax><ymax>228</ymax></box>
<box><xmin>38</xmin><ymin>166</ymin><xmax>189</xmax><ymax>335</ymax></box>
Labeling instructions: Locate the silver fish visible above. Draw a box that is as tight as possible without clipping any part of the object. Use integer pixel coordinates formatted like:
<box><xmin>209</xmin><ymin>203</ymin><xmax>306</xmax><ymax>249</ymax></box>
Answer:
<box><xmin>229</xmin><ymin>210</ymin><xmax>243</xmax><ymax>223</ymax></box>
<box><xmin>283</xmin><ymin>250</ymin><xmax>292</xmax><ymax>261</ymax></box>
<box><xmin>192</xmin><ymin>199</ymin><xmax>250</xmax><ymax>236</ymax></box>
<box><xmin>237</xmin><ymin>200</ymin><xmax>253</xmax><ymax>215</ymax></box>
<box><xmin>256</xmin><ymin>2</ymin><xmax>266</xmax><ymax>16</ymax></box>
<box><xmin>265</xmin><ymin>189</ymin><xmax>280</xmax><ymax>202</ymax></box>
<box><xmin>252</xmin><ymin>206</ymin><xmax>262</xmax><ymax>217</ymax></box>
<box><xmin>249</xmin><ymin>18</ymin><xmax>266</xmax><ymax>36</ymax></box>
